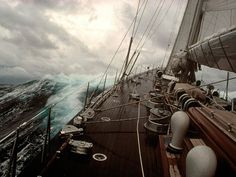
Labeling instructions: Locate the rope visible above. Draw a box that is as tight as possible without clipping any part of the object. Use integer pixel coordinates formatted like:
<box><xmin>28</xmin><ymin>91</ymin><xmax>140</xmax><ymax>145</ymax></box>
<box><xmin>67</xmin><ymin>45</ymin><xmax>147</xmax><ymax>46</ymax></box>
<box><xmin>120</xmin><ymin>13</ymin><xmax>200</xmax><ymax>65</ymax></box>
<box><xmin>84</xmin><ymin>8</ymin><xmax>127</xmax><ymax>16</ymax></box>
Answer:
<box><xmin>96</xmin><ymin>99</ymin><xmax>141</xmax><ymax>112</ymax></box>
<box><xmin>197</xmin><ymin>103</ymin><xmax>236</xmax><ymax>132</ymax></box>
<box><xmin>161</xmin><ymin>0</ymin><xmax>182</xmax><ymax>68</ymax></box>
<box><xmin>92</xmin><ymin>0</ymin><xmax>148</xmax><ymax>94</ymax></box>
<box><xmin>139</xmin><ymin>0</ymin><xmax>175</xmax><ymax>51</ymax></box>
<box><xmin>91</xmin><ymin>19</ymin><xmax>134</xmax><ymax>95</ymax></box>
<box><xmin>134</xmin><ymin>0</ymin><xmax>165</xmax><ymax>51</ymax></box>
<box><xmin>132</xmin><ymin>0</ymin><xmax>141</xmax><ymax>37</ymax></box>
<box><xmin>98</xmin><ymin>76</ymin><xmax>236</xmax><ymax>112</ymax></box>
<box><xmin>137</xmin><ymin>102</ymin><xmax>145</xmax><ymax>177</ymax></box>
<box><xmin>86</xmin><ymin>115</ymin><xmax>148</xmax><ymax>124</ymax></box>
<box><xmin>123</xmin><ymin>0</ymin><xmax>166</xmax><ymax>76</ymax></box>
<box><xmin>133</xmin><ymin>0</ymin><xmax>149</xmax><ymax>38</ymax></box>
<box><xmin>115</xmin><ymin>0</ymin><xmax>148</xmax><ymax>82</ymax></box>
<box><xmin>128</xmin><ymin>0</ymin><xmax>175</xmax><ymax>73</ymax></box>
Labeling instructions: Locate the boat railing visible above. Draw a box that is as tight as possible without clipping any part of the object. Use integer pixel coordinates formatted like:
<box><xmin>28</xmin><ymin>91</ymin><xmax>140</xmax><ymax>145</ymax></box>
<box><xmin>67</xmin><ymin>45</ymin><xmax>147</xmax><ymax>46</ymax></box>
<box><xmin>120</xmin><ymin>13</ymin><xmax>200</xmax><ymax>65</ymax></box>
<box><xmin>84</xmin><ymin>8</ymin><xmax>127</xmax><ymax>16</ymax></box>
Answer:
<box><xmin>0</xmin><ymin>106</ymin><xmax>52</xmax><ymax>177</ymax></box>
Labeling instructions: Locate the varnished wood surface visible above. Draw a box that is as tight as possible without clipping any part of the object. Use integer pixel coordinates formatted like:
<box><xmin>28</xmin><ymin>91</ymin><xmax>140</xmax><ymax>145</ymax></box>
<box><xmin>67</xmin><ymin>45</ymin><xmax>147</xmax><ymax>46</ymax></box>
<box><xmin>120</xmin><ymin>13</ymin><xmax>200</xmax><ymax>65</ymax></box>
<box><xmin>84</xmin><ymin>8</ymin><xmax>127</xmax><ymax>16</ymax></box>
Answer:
<box><xmin>187</xmin><ymin>107</ymin><xmax>236</xmax><ymax>176</ymax></box>
<box><xmin>43</xmin><ymin>71</ymin><xmax>163</xmax><ymax>177</ymax></box>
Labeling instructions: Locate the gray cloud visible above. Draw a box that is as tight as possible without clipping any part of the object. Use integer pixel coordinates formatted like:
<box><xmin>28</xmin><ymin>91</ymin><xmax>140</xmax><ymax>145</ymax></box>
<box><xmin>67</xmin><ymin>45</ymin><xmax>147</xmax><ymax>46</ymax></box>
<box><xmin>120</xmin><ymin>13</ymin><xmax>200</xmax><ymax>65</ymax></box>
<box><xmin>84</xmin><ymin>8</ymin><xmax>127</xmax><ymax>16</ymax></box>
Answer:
<box><xmin>0</xmin><ymin>0</ymin><xmax>100</xmax><ymax>83</ymax></box>
<box><xmin>0</xmin><ymin>0</ymin><xmax>187</xmax><ymax>84</ymax></box>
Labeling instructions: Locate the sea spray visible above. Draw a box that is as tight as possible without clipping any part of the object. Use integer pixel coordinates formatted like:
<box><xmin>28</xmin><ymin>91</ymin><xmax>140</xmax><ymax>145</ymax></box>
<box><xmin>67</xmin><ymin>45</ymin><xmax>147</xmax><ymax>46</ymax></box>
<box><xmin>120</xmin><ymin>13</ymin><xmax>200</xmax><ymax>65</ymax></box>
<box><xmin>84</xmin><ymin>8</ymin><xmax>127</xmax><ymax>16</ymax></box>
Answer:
<box><xmin>44</xmin><ymin>73</ymin><xmax>114</xmax><ymax>137</ymax></box>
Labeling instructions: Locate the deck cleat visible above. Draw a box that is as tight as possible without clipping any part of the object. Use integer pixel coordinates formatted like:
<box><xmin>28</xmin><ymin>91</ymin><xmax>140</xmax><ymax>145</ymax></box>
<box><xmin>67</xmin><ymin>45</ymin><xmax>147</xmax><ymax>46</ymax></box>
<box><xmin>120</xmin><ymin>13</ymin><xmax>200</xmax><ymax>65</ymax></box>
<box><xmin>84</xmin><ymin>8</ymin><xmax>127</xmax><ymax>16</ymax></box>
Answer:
<box><xmin>60</xmin><ymin>125</ymin><xmax>83</xmax><ymax>138</ymax></box>
<box><xmin>80</xmin><ymin>108</ymin><xmax>95</xmax><ymax>120</ymax></box>
<box><xmin>73</xmin><ymin>116</ymin><xmax>83</xmax><ymax>127</ymax></box>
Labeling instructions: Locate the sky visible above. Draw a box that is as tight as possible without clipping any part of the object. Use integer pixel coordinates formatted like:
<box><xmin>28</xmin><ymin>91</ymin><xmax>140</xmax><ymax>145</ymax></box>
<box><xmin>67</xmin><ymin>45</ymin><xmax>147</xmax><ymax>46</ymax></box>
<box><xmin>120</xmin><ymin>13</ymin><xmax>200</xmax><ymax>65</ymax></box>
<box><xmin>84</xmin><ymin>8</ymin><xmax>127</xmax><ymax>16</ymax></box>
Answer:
<box><xmin>0</xmin><ymin>0</ymin><xmax>187</xmax><ymax>84</ymax></box>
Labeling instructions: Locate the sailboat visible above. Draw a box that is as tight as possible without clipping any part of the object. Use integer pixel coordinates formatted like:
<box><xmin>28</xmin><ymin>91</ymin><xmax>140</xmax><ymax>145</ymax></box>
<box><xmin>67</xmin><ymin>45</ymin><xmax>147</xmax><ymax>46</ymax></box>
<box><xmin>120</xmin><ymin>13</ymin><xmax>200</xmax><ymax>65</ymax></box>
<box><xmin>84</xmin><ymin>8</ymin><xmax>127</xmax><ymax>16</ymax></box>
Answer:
<box><xmin>1</xmin><ymin>0</ymin><xmax>236</xmax><ymax>177</ymax></box>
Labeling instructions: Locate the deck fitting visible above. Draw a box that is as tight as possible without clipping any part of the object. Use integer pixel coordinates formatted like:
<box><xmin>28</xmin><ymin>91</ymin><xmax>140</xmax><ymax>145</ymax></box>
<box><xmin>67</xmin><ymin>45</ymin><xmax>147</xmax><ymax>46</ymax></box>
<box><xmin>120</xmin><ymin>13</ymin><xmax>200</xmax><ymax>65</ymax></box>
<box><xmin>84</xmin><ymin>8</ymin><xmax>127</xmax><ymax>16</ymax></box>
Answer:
<box><xmin>92</xmin><ymin>153</ymin><xmax>107</xmax><ymax>161</ymax></box>
<box><xmin>101</xmin><ymin>117</ymin><xmax>111</xmax><ymax>122</ymax></box>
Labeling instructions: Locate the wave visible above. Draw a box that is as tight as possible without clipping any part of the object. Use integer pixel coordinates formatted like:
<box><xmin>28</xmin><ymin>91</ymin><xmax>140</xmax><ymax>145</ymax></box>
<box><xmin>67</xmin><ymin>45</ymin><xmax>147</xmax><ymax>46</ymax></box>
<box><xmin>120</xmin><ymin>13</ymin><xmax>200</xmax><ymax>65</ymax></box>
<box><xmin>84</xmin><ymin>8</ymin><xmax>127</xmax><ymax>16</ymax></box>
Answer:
<box><xmin>44</xmin><ymin>73</ymin><xmax>114</xmax><ymax>136</ymax></box>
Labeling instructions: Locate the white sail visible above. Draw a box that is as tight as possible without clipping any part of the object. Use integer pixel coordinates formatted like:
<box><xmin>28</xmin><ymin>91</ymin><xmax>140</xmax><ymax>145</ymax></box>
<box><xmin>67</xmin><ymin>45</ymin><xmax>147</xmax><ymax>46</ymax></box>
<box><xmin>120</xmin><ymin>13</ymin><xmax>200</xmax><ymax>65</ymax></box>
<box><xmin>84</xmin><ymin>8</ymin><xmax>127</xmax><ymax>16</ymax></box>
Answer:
<box><xmin>204</xmin><ymin>0</ymin><xmax>236</xmax><ymax>12</ymax></box>
<box><xmin>198</xmin><ymin>0</ymin><xmax>236</xmax><ymax>41</ymax></box>
<box><xmin>166</xmin><ymin>0</ymin><xmax>236</xmax><ymax>76</ymax></box>
<box><xmin>188</xmin><ymin>0</ymin><xmax>236</xmax><ymax>73</ymax></box>
<box><xmin>165</xmin><ymin>0</ymin><xmax>203</xmax><ymax>75</ymax></box>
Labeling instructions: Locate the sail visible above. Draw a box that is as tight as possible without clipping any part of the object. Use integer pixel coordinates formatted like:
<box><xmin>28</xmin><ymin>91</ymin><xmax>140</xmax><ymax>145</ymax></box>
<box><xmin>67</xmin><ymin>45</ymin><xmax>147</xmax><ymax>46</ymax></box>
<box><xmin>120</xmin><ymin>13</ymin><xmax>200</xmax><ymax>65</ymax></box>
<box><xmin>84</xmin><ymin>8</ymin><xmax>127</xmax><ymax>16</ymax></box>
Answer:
<box><xmin>188</xmin><ymin>0</ymin><xmax>236</xmax><ymax>73</ymax></box>
<box><xmin>198</xmin><ymin>0</ymin><xmax>236</xmax><ymax>41</ymax></box>
<box><xmin>189</xmin><ymin>27</ymin><xmax>236</xmax><ymax>73</ymax></box>
<box><xmin>165</xmin><ymin>0</ymin><xmax>203</xmax><ymax>75</ymax></box>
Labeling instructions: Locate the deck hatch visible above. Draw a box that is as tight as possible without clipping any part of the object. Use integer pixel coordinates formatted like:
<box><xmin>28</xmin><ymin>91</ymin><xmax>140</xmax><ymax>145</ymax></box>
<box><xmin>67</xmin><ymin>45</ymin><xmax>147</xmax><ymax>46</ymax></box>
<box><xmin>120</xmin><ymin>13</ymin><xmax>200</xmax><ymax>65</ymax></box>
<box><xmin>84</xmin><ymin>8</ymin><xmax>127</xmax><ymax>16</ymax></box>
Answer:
<box><xmin>92</xmin><ymin>153</ymin><xmax>107</xmax><ymax>161</ymax></box>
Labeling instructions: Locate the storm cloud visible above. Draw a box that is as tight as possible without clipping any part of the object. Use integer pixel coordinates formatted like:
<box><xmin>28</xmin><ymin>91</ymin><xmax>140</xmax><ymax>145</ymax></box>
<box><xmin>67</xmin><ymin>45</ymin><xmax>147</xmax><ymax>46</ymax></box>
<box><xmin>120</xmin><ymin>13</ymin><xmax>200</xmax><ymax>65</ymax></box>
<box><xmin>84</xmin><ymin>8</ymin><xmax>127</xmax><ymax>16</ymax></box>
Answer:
<box><xmin>0</xmin><ymin>0</ymin><xmax>187</xmax><ymax>84</ymax></box>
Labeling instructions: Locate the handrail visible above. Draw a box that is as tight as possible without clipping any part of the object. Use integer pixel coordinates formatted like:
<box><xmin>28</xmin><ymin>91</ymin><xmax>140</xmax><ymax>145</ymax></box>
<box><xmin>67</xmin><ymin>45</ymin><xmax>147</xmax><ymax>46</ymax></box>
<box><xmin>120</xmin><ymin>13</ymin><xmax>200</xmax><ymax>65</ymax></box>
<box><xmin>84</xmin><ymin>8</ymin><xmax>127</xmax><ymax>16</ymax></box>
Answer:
<box><xmin>0</xmin><ymin>106</ymin><xmax>52</xmax><ymax>177</ymax></box>
<box><xmin>0</xmin><ymin>106</ymin><xmax>50</xmax><ymax>144</ymax></box>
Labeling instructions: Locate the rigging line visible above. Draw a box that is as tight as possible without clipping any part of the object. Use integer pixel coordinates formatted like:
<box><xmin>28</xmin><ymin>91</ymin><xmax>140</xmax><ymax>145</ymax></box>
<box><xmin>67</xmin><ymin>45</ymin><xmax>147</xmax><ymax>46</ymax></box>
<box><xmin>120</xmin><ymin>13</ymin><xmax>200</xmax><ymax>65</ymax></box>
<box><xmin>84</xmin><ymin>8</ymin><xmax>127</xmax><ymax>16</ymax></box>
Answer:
<box><xmin>117</xmin><ymin>57</ymin><xmax>126</xmax><ymax>82</ymax></box>
<box><xmin>123</xmin><ymin>0</ymin><xmax>166</xmax><ymax>77</ymax></box>
<box><xmin>94</xmin><ymin>0</ymin><xmax>150</xmax><ymax>90</ymax></box>
<box><xmin>98</xmin><ymin>76</ymin><xmax>236</xmax><ymax>112</ymax></box>
<box><xmin>198</xmin><ymin>103</ymin><xmax>236</xmax><ymax>131</ymax></box>
<box><xmin>133</xmin><ymin>0</ymin><xmax>174</xmax><ymax>71</ymax></box>
<box><xmin>136</xmin><ymin>102</ymin><xmax>145</xmax><ymax>177</ymax></box>
<box><xmin>161</xmin><ymin>0</ymin><xmax>181</xmax><ymax>68</ymax></box>
<box><xmin>164</xmin><ymin>0</ymin><xmax>189</xmax><ymax>73</ymax></box>
<box><xmin>134</xmin><ymin>0</ymin><xmax>165</xmax><ymax>51</ymax></box>
<box><xmin>86</xmin><ymin>115</ymin><xmax>148</xmax><ymax>124</ymax></box>
<box><xmin>230</xmin><ymin>9</ymin><xmax>233</xmax><ymax>26</ymax></box>
<box><xmin>91</xmin><ymin>16</ymin><xmax>138</xmax><ymax>95</ymax></box>
<box><xmin>132</xmin><ymin>0</ymin><xmax>141</xmax><ymax>37</ymax></box>
<box><xmin>123</xmin><ymin>0</ymin><xmax>150</xmax><ymax>74</ymax></box>
<box><xmin>127</xmin><ymin>51</ymin><xmax>141</xmax><ymax>76</ymax></box>
<box><xmin>206</xmin><ymin>94</ymin><xmax>225</xmax><ymax>110</ymax></box>
<box><xmin>133</xmin><ymin>0</ymin><xmax>150</xmax><ymax>38</ymax></box>
<box><xmin>139</xmin><ymin>0</ymin><xmax>175</xmax><ymax>51</ymax></box>
<box><xmin>123</xmin><ymin>51</ymin><xmax>137</xmax><ymax>75</ymax></box>
<box><xmin>122</xmin><ymin>0</ymin><xmax>142</xmax><ymax>78</ymax></box>
<box><xmin>115</xmin><ymin>0</ymin><xmax>148</xmax><ymax>82</ymax></box>
<box><xmin>123</xmin><ymin>0</ymin><xmax>165</xmax><ymax>75</ymax></box>
<box><xmin>123</xmin><ymin>0</ymin><xmax>148</xmax><ymax>80</ymax></box>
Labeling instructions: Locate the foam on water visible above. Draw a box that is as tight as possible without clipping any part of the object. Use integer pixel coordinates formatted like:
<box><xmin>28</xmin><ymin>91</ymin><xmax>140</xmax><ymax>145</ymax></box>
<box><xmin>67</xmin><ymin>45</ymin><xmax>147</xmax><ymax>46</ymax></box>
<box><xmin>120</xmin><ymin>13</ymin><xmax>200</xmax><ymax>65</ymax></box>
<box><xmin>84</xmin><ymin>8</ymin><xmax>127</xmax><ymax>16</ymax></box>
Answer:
<box><xmin>44</xmin><ymin>73</ymin><xmax>114</xmax><ymax>136</ymax></box>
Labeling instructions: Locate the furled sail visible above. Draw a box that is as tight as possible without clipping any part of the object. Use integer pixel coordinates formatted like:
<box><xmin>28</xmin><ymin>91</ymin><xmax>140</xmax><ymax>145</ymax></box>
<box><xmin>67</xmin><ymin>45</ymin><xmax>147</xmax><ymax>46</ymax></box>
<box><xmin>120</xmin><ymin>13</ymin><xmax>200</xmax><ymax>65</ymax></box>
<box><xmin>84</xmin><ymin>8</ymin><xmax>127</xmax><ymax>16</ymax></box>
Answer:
<box><xmin>189</xmin><ymin>27</ymin><xmax>236</xmax><ymax>73</ymax></box>
<box><xmin>188</xmin><ymin>0</ymin><xmax>236</xmax><ymax>73</ymax></box>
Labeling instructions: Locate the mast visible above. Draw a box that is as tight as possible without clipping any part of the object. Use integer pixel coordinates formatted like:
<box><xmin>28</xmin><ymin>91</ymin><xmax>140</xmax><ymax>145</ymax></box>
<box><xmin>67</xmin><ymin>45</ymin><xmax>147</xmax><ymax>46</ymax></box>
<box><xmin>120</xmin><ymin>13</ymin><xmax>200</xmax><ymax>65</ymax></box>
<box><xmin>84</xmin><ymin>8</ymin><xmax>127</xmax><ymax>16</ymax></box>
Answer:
<box><xmin>123</xmin><ymin>37</ymin><xmax>133</xmax><ymax>78</ymax></box>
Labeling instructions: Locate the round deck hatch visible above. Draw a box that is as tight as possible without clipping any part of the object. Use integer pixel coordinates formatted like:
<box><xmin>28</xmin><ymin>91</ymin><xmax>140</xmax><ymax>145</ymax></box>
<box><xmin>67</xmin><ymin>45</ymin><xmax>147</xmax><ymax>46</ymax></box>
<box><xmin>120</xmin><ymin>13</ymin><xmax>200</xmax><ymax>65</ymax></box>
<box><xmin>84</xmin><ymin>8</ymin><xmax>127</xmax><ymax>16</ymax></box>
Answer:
<box><xmin>93</xmin><ymin>153</ymin><xmax>107</xmax><ymax>161</ymax></box>
<box><xmin>101</xmin><ymin>117</ymin><xmax>111</xmax><ymax>121</ymax></box>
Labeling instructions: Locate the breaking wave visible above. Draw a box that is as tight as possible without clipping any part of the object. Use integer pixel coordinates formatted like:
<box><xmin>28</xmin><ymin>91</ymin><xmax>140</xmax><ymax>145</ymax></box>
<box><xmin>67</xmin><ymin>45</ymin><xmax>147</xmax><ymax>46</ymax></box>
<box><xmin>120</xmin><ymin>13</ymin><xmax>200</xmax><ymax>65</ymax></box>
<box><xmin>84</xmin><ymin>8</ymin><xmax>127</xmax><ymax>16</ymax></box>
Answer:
<box><xmin>44</xmin><ymin>73</ymin><xmax>114</xmax><ymax>136</ymax></box>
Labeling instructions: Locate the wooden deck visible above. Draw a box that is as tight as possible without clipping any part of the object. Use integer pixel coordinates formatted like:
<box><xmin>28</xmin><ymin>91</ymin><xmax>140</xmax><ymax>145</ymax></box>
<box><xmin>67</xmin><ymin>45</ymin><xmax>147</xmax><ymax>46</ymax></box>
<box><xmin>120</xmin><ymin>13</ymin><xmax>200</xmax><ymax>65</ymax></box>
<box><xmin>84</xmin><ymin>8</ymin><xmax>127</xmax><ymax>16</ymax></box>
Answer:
<box><xmin>18</xmin><ymin>70</ymin><xmax>236</xmax><ymax>177</ymax></box>
<box><xmin>41</xmin><ymin>71</ymin><xmax>164</xmax><ymax>177</ymax></box>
